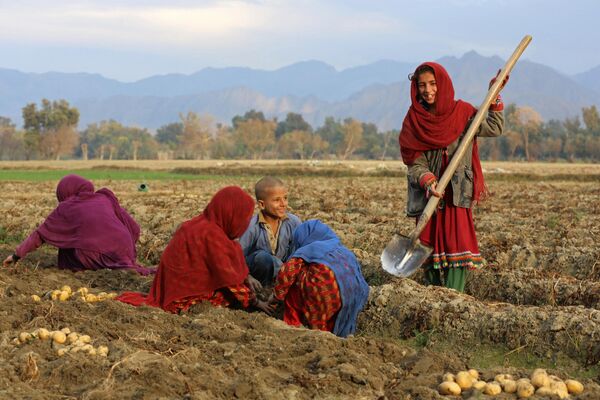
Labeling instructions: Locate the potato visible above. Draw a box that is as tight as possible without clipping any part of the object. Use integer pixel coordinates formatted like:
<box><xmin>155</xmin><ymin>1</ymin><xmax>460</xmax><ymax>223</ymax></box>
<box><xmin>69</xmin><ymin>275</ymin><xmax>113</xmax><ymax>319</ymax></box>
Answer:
<box><xmin>88</xmin><ymin>348</ymin><xmax>97</xmax><ymax>356</ymax></box>
<box><xmin>494</xmin><ymin>373</ymin><xmax>513</xmax><ymax>383</ymax></box>
<box><xmin>484</xmin><ymin>382</ymin><xmax>502</xmax><ymax>396</ymax></box>
<box><xmin>12</xmin><ymin>337</ymin><xmax>21</xmax><ymax>345</ymax></box>
<box><xmin>61</xmin><ymin>285</ymin><xmax>72</xmax><ymax>294</ymax></box>
<box><xmin>472</xmin><ymin>380</ymin><xmax>486</xmax><ymax>391</ymax></box>
<box><xmin>516</xmin><ymin>381</ymin><xmax>535</xmax><ymax>398</ymax></box>
<box><xmin>70</xmin><ymin>345</ymin><xmax>83</xmax><ymax>354</ymax></box>
<box><xmin>107</xmin><ymin>293</ymin><xmax>118</xmax><ymax>299</ymax></box>
<box><xmin>51</xmin><ymin>290</ymin><xmax>62</xmax><ymax>300</ymax></box>
<box><xmin>550</xmin><ymin>381</ymin><xmax>569</xmax><ymax>399</ymax></box>
<box><xmin>438</xmin><ymin>381</ymin><xmax>461</xmax><ymax>396</ymax></box>
<box><xmin>79</xmin><ymin>335</ymin><xmax>91</xmax><ymax>344</ymax></box>
<box><xmin>502</xmin><ymin>379</ymin><xmax>517</xmax><ymax>393</ymax></box>
<box><xmin>85</xmin><ymin>294</ymin><xmax>98</xmax><ymax>303</ymax></box>
<box><xmin>565</xmin><ymin>379</ymin><xmax>584</xmax><ymax>394</ymax></box>
<box><xmin>77</xmin><ymin>287</ymin><xmax>89</xmax><ymax>295</ymax></box>
<box><xmin>467</xmin><ymin>369</ymin><xmax>479</xmax><ymax>380</ymax></box>
<box><xmin>60</xmin><ymin>327</ymin><xmax>71</xmax><ymax>334</ymax></box>
<box><xmin>37</xmin><ymin>328</ymin><xmax>50</xmax><ymax>340</ymax></box>
<box><xmin>536</xmin><ymin>386</ymin><xmax>554</xmax><ymax>396</ymax></box>
<box><xmin>533</xmin><ymin>368</ymin><xmax>547</xmax><ymax>375</ymax></box>
<box><xmin>97</xmin><ymin>345</ymin><xmax>109</xmax><ymax>357</ymax></box>
<box><xmin>56</xmin><ymin>348</ymin><xmax>68</xmax><ymax>356</ymax></box>
<box><xmin>31</xmin><ymin>294</ymin><xmax>41</xmax><ymax>302</ymax></box>
<box><xmin>52</xmin><ymin>331</ymin><xmax>67</xmax><ymax>344</ymax></box>
<box><xmin>81</xmin><ymin>344</ymin><xmax>94</xmax><ymax>353</ymax></box>
<box><xmin>455</xmin><ymin>371</ymin><xmax>473</xmax><ymax>389</ymax></box>
<box><xmin>59</xmin><ymin>291</ymin><xmax>70</xmax><ymax>301</ymax></box>
<box><xmin>531</xmin><ymin>371</ymin><xmax>550</xmax><ymax>388</ymax></box>
<box><xmin>442</xmin><ymin>373</ymin><xmax>455</xmax><ymax>382</ymax></box>
<box><xmin>18</xmin><ymin>332</ymin><xmax>32</xmax><ymax>343</ymax></box>
<box><xmin>516</xmin><ymin>378</ymin><xmax>531</xmax><ymax>385</ymax></box>
<box><xmin>67</xmin><ymin>332</ymin><xmax>79</xmax><ymax>344</ymax></box>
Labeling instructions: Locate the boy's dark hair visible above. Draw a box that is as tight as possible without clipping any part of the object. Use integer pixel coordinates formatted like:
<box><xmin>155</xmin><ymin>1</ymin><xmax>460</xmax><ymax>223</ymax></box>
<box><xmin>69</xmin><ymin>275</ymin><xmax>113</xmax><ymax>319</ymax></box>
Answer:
<box><xmin>255</xmin><ymin>176</ymin><xmax>285</xmax><ymax>200</ymax></box>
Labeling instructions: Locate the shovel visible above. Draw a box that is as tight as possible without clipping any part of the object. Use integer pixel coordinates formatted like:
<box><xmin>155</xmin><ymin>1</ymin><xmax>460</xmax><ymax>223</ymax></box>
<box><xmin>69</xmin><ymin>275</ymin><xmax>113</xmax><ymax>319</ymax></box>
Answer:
<box><xmin>381</xmin><ymin>35</ymin><xmax>532</xmax><ymax>277</ymax></box>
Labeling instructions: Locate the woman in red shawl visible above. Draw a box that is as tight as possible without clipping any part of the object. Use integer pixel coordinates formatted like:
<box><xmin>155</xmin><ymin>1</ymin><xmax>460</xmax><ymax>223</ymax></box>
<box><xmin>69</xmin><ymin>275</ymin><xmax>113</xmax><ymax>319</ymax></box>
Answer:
<box><xmin>2</xmin><ymin>174</ymin><xmax>153</xmax><ymax>275</ymax></box>
<box><xmin>117</xmin><ymin>186</ymin><xmax>273</xmax><ymax>314</ymax></box>
<box><xmin>399</xmin><ymin>62</ymin><xmax>507</xmax><ymax>292</ymax></box>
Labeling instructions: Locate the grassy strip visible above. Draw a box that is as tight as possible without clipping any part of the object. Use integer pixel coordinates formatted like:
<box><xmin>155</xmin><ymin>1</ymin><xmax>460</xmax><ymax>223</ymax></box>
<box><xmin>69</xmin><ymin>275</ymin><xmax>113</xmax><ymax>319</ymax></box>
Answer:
<box><xmin>0</xmin><ymin>169</ymin><xmax>236</xmax><ymax>181</ymax></box>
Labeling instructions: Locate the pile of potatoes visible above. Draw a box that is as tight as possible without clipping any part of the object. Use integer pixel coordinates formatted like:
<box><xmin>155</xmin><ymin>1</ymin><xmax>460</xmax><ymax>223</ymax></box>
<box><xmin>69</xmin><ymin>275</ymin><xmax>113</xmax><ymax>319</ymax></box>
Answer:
<box><xmin>12</xmin><ymin>327</ymin><xmax>109</xmax><ymax>357</ymax></box>
<box><xmin>438</xmin><ymin>368</ymin><xmax>584</xmax><ymax>398</ymax></box>
<box><xmin>30</xmin><ymin>285</ymin><xmax>118</xmax><ymax>303</ymax></box>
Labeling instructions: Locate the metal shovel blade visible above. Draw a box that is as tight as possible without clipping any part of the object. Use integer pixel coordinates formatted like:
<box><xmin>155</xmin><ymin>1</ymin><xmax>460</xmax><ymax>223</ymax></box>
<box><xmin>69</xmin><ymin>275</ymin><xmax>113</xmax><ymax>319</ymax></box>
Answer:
<box><xmin>381</xmin><ymin>234</ymin><xmax>433</xmax><ymax>277</ymax></box>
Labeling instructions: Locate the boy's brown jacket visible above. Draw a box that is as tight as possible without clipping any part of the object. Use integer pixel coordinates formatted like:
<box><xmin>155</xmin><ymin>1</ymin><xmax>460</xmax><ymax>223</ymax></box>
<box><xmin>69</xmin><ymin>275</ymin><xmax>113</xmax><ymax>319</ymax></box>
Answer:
<box><xmin>405</xmin><ymin>111</ymin><xmax>504</xmax><ymax>217</ymax></box>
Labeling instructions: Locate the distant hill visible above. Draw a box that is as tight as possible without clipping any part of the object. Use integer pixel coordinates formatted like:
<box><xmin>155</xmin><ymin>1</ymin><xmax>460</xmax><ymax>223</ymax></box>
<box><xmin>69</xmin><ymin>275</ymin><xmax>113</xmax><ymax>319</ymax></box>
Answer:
<box><xmin>1</xmin><ymin>53</ymin><xmax>599</xmax><ymax>131</ymax></box>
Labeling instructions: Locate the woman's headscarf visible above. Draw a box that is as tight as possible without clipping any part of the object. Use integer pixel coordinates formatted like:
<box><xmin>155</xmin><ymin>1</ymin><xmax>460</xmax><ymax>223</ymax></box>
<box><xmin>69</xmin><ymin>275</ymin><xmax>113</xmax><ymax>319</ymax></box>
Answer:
<box><xmin>118</xmin><ymin>186</ymin><xmax>255</xmax><ymax>313</ymax></box>
<box><xmin>399</xmin><ymin>62</ymin><xmax>487</xmax><ymax>201</ymax></box>
<box><xmin>36</xmin><ymin>174</ymin><xmax>150</xmax><ymax>274</ymax></box>
<box><xmin>290</xmin><ymin>220</ymin><xmax>369</xmax><ymax>337</ymax></box>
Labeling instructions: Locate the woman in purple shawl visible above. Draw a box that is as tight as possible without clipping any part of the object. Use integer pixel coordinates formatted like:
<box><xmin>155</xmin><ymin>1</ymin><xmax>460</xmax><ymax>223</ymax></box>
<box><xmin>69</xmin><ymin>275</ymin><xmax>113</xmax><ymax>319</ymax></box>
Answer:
<box><xmin>2</xmin><ymin>174</ymin><xmax>153</xmax><ymax>275</ymax></box>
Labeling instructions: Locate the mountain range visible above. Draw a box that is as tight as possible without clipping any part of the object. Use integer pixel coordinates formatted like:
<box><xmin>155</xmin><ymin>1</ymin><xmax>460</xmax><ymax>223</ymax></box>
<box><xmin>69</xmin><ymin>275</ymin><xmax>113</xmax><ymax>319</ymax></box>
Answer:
<box><xmin>1</xmin><ymin>52</ymin><xmax>599</xmax><ymax>131</ymax></box>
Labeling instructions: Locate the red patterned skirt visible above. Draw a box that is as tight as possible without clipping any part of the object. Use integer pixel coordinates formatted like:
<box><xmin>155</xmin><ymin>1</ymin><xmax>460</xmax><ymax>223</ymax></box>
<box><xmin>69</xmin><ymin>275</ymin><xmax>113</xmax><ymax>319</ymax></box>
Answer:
<box><xmin>419</xmin><ymin>201</ymin><xmax>482</xmax><ymax>270</ymax></box>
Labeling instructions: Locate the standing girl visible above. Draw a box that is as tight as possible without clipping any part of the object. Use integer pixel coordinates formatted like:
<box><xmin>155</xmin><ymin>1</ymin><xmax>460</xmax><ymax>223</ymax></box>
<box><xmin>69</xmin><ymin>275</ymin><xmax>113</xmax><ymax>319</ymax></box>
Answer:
<box><xmin>399</xmin><ymin>62</ymin><xmax>506</xmax><ymax>292</ymax></box>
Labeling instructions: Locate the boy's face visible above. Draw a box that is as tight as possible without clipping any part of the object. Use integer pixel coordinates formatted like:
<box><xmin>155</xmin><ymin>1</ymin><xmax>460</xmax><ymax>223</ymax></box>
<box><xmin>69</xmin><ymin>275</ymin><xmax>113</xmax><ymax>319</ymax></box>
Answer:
<box><xmin>258</xmin><ymin>186</ymin><xmax>288</xmax><ymax>220</ymax></box>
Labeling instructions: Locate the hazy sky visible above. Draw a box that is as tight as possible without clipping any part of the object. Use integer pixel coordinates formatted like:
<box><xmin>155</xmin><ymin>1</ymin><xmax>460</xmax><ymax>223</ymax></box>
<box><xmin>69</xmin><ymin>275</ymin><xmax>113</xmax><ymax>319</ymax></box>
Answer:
<box><xmin>0</xmin><ymin>0</ymin><xmax>597</xmax><ymax>81</ymax></box>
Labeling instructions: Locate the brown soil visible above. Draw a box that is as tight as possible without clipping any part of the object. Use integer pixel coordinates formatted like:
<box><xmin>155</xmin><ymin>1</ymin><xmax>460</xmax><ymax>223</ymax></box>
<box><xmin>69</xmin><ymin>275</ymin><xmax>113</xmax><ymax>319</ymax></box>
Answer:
<box><xmin>1</xmin><ymin>169</ymin><xmax>599</xmax><ymax>399</ymax></box>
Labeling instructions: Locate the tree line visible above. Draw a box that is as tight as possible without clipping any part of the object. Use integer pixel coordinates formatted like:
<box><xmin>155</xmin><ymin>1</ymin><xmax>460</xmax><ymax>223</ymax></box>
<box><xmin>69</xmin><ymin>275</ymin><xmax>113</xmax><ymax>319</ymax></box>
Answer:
<box><xmin>1</xmin><ymin>99</ymin><xmax>600</xmax><ymax>161</ymax></box>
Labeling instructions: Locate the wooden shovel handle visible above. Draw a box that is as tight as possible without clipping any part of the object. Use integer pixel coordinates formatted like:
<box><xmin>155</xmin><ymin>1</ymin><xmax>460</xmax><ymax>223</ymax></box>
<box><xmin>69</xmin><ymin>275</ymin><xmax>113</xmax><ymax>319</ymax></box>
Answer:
<box><xmin>411</xmin><ymin>35</ymin><xmax>532</xmax><ymax>240</ymax></box>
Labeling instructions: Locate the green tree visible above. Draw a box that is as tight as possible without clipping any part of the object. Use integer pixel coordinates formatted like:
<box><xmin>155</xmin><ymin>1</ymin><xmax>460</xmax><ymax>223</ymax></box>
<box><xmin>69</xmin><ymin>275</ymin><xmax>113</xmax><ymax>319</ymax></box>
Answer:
<box><xmin>156</xmin><ymin>122</ymin><xmax>183</xmax><ymax>150</ymax></box>
<box><xmin>22</xmin><ymin>99</ymin><xmax>80</xmax><ymax>160</ymax></box>
<box><xmin>232</xmin><ymin>109</ymin><xmax>266</xmax><ymax>129</ymax></box>
<box><xmin>275</xmin><ymin>112</ymin><xmax>313</xmax><ymax>138</ymax></box>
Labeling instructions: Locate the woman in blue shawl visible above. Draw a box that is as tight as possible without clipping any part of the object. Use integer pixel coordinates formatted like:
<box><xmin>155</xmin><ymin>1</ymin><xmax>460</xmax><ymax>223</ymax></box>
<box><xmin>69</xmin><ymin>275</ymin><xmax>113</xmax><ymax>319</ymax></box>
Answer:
<box><xmin>268</xmin><ymin>220</ymin><xmax>369</xmax><ymax>337</ymax></box>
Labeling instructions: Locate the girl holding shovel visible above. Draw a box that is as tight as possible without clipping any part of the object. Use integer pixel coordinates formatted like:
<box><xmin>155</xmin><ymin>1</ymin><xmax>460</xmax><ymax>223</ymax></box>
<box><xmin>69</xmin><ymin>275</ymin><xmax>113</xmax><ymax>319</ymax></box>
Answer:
<box><xmin>399</xmin><ymin>62</ymin><xmax>507</xmax><ymax>292</ymax></box>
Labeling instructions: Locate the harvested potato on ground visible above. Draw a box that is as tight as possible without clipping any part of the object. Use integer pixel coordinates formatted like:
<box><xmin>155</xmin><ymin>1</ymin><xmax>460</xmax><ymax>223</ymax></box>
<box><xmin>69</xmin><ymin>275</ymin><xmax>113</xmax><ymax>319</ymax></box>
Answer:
<box><xmin>467</xmin><ymin>369</ymin><xmax>479</xmax><ymax>380</ymax></box>
<box><xmin>484</xmin><ymin>382</ymin><xmax>502</xmax><ymax>396</ymax></box>
<box><xmin>517</xmin><ymin>381</ymin><xmax>535</xmax><ymax>398</ymax></box>
<box><xmin>502</xmin><ymin>379</ymin><xmax>517</xmax><ymax>393</ymax></box>
<box><xmin>37</xmin><ymin>328</ymin><xmax>50</xmax><ymax>340</ymax></box>
<box><xmin>442</xmin><ymin>373</ymin><xmax>455</xmax><ymax>382</ymax></box>
<box><xmin>531</xmin><ymin>371</ymin><xmax>550</xmax><ymax>388</ymax></box>
<box><xmin>98</xmin><ymin>345</ymin><xmax>109</xmax><ymax>357</ymax></box>
<box><xmin>455</xmin><ymin>371</ymin><xmax>473</xmax><ymax>389</ymax></box>
<box><xmin>18</xmin><ymin>332</ymin><xmax>31</xmax><ymax>343</ymax></box>
<box><xmin>52</xmin><ymin>331</ymin><xmax>67</xmax><ymax>344</ymax></box>
<box><xmin>472</xmin><ymin>380</ymin><xmax>486</xmax><ymax>391</ymax></box>
<box><xmin>79</xmin><ymin>335</ymin><xmax>91</xmax><ymax>344</ymax></box>
<box><xmin>438</xmin><ymin>381</ymin><xmax>461</xmax><ymax>396</ymax></box>
<box><xmin>565</xmin><ymin>379</ymin><xmax>584</xmax><ymax>394</ymax></box>
<box><xmin>67</xmin><ymin>332</ymin><xmax>79</xmax><ymax>344</ymax></box>
<box><xmin>59</xmin><ymin>291</ymin><xmax>70</xmax><ymax>301</ymax></box>
<box><xmin>31</xmin><ymin>294</ymin><xmax>41</xmax><ymax>302</ymax></box>
<box><xmin>61</xmin><ymin>285</ymin><xmax>72</xmax><ymax>294</ymax></box>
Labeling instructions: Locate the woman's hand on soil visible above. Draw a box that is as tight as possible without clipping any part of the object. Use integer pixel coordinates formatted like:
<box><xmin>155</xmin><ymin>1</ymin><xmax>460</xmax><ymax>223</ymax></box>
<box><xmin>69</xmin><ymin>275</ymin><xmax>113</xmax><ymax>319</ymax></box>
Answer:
<box><xmin>255</xmin><ymin>300</ymin><xmax>275</xmax><ymax>316</ymax></box>
<box><xmin>3</xmin><ymin>255</ymin><xmax>15</xmax><ymax>267</ymax></box>
<box><xmin>245</xmin><ymin>274</ymin><xmax>263</xmax><ymax>293</ymax></box>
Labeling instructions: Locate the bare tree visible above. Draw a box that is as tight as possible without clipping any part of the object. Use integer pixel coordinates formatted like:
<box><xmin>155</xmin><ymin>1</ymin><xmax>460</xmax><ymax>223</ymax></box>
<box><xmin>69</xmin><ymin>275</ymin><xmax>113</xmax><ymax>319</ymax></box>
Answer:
<box><xmin>235</xmin><ymin>119</ymin><xmax>276</xmax><ymax>159</ymax></box>
<box><xmin>340</xmin><ymin>119</ymin><xmax>363</xmax><ymax>160</ymax></box>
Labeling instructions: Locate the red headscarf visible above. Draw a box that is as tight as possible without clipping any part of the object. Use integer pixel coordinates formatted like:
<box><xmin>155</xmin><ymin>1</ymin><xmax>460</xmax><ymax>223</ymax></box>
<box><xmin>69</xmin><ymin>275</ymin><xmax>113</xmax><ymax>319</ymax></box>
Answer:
<box><xmin>399</xmin><ymin>62</ymin><xmax>487</xmax><ymax>201</ymax></box>
<box><xmin>117</xmin><ymin>186</ymin><xmax>255</xmax><ymax>312</ymax></box>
